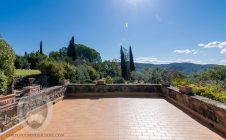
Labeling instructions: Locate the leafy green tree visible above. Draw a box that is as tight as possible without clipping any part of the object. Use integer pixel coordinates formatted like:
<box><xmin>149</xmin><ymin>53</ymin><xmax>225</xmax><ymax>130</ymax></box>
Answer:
<box><xmin>67</xmin><ymin>36</ymin><xmax>77</xmax><ymax>61</ymax></box>
<box><xmin>131</xmin><ymin>71</ymin><xmax>144</xmax><ymax>82</ymax></box>
<box><xmin>141</xmin><ymin>68</ymin><xmax>172</xmax><ymax>84</ymax></box>
<box><xmin>40</xmin><ymin>40</ymin><xmax>43</xmax><ymax>54</ymax></box>
<box><xmin>0</xmin><ymin>39</ymin><xmax>15</xmax><ymax>93</ymax></box>
<box><xmin>49</xmin><ymin>51</ymin><xmax>61</xmax><ymax>61</ymax></box>
<box><xmin>49</xmin><ymin>47</ymin><xmax>73</xmax><ymax>63</ymax></box>
<box><xmin>97</xmin><ymin>60</ymin><xmax>120</xmax><ymax>78</ymax></box>
<box><xmin>15</xmin><ymin>55</ymin><xmax>30</xmax><ymax>69</ymax></box>
<box><xmin>129</xmin><ymin>46</ymin><xmax>135</xmax><ymax>71</ymax></box>
<box><xmin>120</xmin><ymin>46</ymin><xmax>128</xmax><ymax>79</ymax></box>
<box><xmin>77</xmin><ymin>44</ymin><xmax>101</xmax><ymax>63</ymax></box>
<box><xmin>27</xmin><ymin>52</ymin><xmax>48</xmax><ymax>69</ymax></box>
<box><xmin>59</xmin><ymin>47</ymin><xmax>67</xmax><ymax>57</ymax></box>
<box><xmin>202</xmin><ymin>66</ymin><xmax>226</xmax><ymax>83</ymax></box>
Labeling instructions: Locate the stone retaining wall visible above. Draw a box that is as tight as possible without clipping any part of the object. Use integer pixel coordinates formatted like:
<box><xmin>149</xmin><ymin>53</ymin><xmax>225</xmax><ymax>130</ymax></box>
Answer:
<box><xmin>67</xmin><ymin>84</ymin><xmax>162</xmax><ymax>96</ymax></box>
<box><xmin>162</xmin><ymin>87</ymin><xmax>226</xmax><ymax>134</ymax></box>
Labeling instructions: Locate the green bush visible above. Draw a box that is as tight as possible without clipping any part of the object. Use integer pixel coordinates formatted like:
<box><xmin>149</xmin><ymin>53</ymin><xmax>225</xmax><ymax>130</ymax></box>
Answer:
<box><xmin>212</xmin><ymin>92</ymin><xmax>226</xmax><ymax>104</ymax></box>
<box><xmin>83</xmin><ymin>79</ymin><xmax>93</xmax><ymax>84</ymax></box>
<box><xmin>27</xmin><ymin>52</ymin><xmax>48</xmax><ymax>69</ymax></box>
<box><xmin>105</xmin><ymin>76</ymin><xmax>113</xmax><ymax>84</ymax></box>
<box><xmin>38</xmin><ymin>60</ymin><xmax>65</xmax><ymax>86</ymax></box>
<box><xmin>0</xmin><ymin>39</ymin><xmax>15</xmax><ymax>93</ymax></box>
<box><xmin>15</xmin><ymin>55</ymin><xmax>30</xmax><ymax>69</ymax></box>
<box><xmin>85</xmin><ymin>65</ymin><xmax>98</xmax><ymax>80</ymax></box>
<box><xmin>171</xmin><ymin>78</ymin><xmax>189</xmax><ymax>87</ymax></box>
<box><xmin>113</xmin><ymin>77</ymin><xmax>125</xmax><ymax>84</ymax></box>
<box><xmin>189</xmin><ymin>83</ymin><xmax>226</xmax><ymax>103</ymax></box>
<box><xmin>200</xmin><ymin>91</ymin><xmax>226</xmax><ymax>104</ymax></box>
<box><xmin>191</xmin><ymin>85</ymin><xmax>206</xmax><ymax>95</ymax></box>
<box><xmin>75</xmin><ymin>65</ymin><xmax>90</xmax><ymax>83</ymax></box>
<box><xmin>63</xmin><ymin>63</ymin><xmax>76</xmax><ymax>81</ymax></box>
<box><xmin>0</xmin><ymin>71</ymin><xmax>7</xmax><ymax>92</ymax></box>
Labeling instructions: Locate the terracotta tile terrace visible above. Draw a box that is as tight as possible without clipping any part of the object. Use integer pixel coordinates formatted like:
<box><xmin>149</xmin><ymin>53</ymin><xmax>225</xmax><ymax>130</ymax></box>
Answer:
<box><xmin>6</xmin><ymin>97</ymin><xmax>225</xmax><ymax>140</ymax></box>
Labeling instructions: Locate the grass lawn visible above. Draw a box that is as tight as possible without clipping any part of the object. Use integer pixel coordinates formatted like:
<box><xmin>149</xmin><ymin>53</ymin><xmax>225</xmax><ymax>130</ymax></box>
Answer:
<box><xmin>15</xmin><ymin>69</ymin><xmax>41</xmax><ymax>77</ymax></box>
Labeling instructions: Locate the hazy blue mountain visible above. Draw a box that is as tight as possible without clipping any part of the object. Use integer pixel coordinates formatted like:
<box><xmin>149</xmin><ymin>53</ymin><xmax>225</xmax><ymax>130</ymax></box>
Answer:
<box><xmin>135</xmin><ymin>63</ymin><xmax>222</xmax><ymax>74</ymax></box>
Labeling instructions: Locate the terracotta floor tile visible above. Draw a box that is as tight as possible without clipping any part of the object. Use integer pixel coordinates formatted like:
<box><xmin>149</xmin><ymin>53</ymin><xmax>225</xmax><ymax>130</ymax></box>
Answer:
<box><xmin>6</xmin><ymin>98</ymin><xmax>224</xmax><ymax>140</ymax></box>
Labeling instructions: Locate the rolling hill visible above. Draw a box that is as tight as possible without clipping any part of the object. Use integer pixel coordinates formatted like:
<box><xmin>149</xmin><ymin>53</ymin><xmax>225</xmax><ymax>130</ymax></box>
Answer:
<box><xmin>135</xmin><ymin>63</ymin><xmax>222</xmax><ymax>74</ymax></box>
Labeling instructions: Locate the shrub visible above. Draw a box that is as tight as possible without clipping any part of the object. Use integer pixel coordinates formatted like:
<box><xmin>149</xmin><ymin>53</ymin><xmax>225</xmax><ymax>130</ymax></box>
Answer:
<box><xmin>85</xmin><ymin>65</ymin><xmax>98</xmax><ymax>80</ymax></box>
<box><xmin>0</xmin><ymin>39</ymin><xmax>15</xmax><ymax>93</ymax></box>
<box><xmin>113</xmin><ymin>77</ymin><xmax>125</xmax><ymax>84</ymax></box>
<box><xmin>27</xmin><ymin>52</ymin><xmax>48</xmax><ymax>69</ymax></box>
<box><xmin>212</xmin><ymin>92</ymin><xmax>226</xmax><ymax>104</ymax></box>
<box><xmin>83</xmin><ymin>79</ymin><xmax>93</xmax><ymax>84</ymax></box>
<box><xmin>191</xmin><ymin>85</ymin><xmax>206</xmax><ymax>95</ymax></box>
<box><xmin>171</xmin><ymin>78</ymin><xmax>189</xmax><ymax>87</ymax></box>
<box><xmin>63</xmin><ymin>63</ymin><xmax>76</xmax><ymax>81</ymax></box>
<box><xmin>15</xmin><ymin>55</ymin><xmax>30</xmax><ymax>69</ymax></box>
<box><xmin>75</xmin><ymin>65</ymin><xmax>90</xmax><ymax>83</ymax></box>
<box><xmin>105</xmin><ymin>76</ymin><xmax>113</xmax><ymax>84</ymax></box>
<box><xmin>189</xmin><ymin>83</ymin><xmax>226</xmax><ymax>103</ymax></box>
<box><xmin>0</xmin><ymin>71</ymin><xmax>7</xmax><ymax>92</ymax></box>
<box><xmin>38</xmin><ymin>60</ymin><xmax>65</xmax><ymax>86</ymax></box>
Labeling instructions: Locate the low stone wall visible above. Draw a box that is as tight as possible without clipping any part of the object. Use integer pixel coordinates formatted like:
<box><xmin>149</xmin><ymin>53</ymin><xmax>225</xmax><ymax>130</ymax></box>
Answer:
<box><xmin>0</xmin><ymin>86</ymin><xmax>66</xmax><ymax>132</ymax></box>
<box><xmin>67</xmin><ymin>84</ymin><xmax>162</xmax><ymax>97</ymax></box>
<box><xmin>162</xmin><ymin>87</ymin><xmax>226</xmax><ymax>134</ymax></box>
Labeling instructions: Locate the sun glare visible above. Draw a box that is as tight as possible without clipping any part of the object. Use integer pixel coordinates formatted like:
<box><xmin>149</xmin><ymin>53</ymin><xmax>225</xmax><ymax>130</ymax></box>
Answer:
<box><xmin>125</xmin><ymin>23</ymin><xmax>128</xmax><ymax>28</ymax></box>
<box><xmin>125</xmin><ymin>0</ymin><xmax>147</xmax><ymax>9</ymax></box>
<box><xmin>126</xmin><ymin>0</ymin><xmax>138</xmax><ymax>8</ymax></box>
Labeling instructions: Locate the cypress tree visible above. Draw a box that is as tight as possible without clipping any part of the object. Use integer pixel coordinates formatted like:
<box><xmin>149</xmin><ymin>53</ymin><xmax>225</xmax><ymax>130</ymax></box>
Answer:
<box><xmin>40</xmin><ymin>40</ymin><xmax>43</xmax><ymax>54</ymax></box>
<box><xmin>120</xmin><ymin>46</ymin><xmax>127</xmax><ymax>79</ymax></box>
<box><xmin>24</xmin><ymin>51</ymin><xmax>28</xmax><ymax>57</ymax></box>
<box><xmin>129</xmin><ymin>46</ymin><xmax>135</xmax><ymax>71</ymax></box>
<box><xmin>67</xmin><ymin>36</ymin><xmax>77</xmax><ymax>61</ymax></box>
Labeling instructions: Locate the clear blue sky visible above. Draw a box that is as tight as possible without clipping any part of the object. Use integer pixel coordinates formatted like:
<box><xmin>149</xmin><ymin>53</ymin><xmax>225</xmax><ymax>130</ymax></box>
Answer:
<box><xmin>1</xmin><ymin>0</ymin><xmax>226</xmax><ymax>65</ymax></box>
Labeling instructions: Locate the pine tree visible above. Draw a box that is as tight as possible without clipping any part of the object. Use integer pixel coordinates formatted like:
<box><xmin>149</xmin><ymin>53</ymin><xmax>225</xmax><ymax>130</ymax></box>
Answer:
<box><xmin>40</xmin><ymin>40</ymin><xmax>43</xmax><ymax>54</ymax></box>
<box><xmin>67</xmin><ymin>36</ymin><xmax>77</xmax><ymax>61</ymax></box>
<box><xmin>120</xmin><ymin>46</ymin><xmax>127</xmax><ymax>79</ymax></box>
<box><xmin>129</xmin><ymin>46</ymin><xmax>135</xmax><ymax>71</ymax></box>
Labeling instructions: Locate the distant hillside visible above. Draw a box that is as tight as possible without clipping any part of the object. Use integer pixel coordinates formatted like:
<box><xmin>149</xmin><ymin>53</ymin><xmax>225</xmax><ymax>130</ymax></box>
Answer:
<box><xmin>135</xmin><ymin>63</ymin><xmax>222</xmax><ymax>74</ymax></box>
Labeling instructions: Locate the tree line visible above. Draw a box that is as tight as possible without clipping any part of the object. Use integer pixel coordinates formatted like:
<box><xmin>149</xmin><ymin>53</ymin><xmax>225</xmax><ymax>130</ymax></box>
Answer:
<box><xmin>1</xmin><ymin>34</ymin><xmax>225</xmax><ymax>103</ymax></box>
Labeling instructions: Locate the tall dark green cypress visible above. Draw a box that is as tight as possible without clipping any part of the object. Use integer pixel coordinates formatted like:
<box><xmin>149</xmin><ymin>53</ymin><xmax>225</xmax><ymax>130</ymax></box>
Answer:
<box><xmin>40</xmin><ymin>40</ymin><xmax>43</xmax><ymax>54</ymax></box>
<box><xmin>129</xmin><ymin>46</ymin><xmax>135</xmax><ymax>71</ymax></box>
<box><xmin>24</xmin><ymin>51</ymin><xmax>28</xmax><ymax>57</ymax></box>
<box><xmin>120</xmin><ymin>46</ymin><xmax>127</xmax><ymax>79</ymax></box>
<box><xmin>67</xmin><ymin>36</ymin><xmax>77</xmax><ymax>61</ymax></box>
